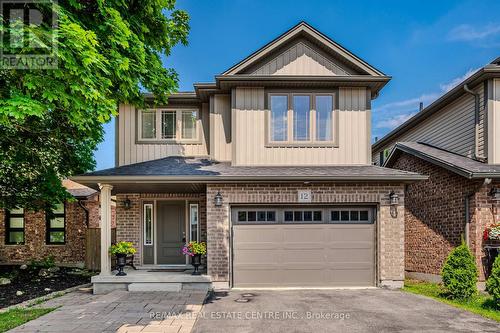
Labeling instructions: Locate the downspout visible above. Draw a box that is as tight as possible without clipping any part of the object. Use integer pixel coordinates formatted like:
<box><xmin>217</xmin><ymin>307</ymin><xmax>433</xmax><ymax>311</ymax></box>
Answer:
<box><xmin>77</xmin><ymin>199</ymin><xmax>90</xmax><ymax>228</ymax></box>
<box><xmin>463</xmin><ymin>84</ymin><xmax>486</xmax><ymax>161</ymax></box>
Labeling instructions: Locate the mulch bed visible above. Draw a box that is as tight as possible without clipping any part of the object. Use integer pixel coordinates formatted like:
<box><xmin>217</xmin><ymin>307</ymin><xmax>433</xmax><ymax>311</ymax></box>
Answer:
<box><xmin>0</xmin><ymin>265</ymin><xmax>92</xmax><ymax>308</ymax></box>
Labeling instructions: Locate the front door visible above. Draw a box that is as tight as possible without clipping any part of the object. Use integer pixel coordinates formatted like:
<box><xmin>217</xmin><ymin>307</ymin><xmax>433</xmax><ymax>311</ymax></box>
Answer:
<box><xmin>157</xmin><ymin>202</ymin><xmax>185</xmax><ymax>264</ymax></box>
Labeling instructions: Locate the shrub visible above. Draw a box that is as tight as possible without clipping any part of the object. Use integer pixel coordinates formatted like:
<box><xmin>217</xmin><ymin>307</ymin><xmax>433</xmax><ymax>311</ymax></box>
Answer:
<box><xmin>441</xmin><ymin>241</ymin><xmax>478</xmax><ymax>299</ymax></box>
<box><xmin>29</xmin><ymin>255</ymin><xmax>56</xmax><ymax>269</ymax></box>
<box><xmin>486</xmin><ymin>254</ymin><xmax>500</xmax><ymax>307</ymax></box>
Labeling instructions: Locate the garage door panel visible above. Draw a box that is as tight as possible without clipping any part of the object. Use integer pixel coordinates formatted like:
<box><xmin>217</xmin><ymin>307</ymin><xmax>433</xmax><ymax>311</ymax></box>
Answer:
<box><xmin>232</xmin><ymin>208</ymin><xmax>375</xmax><ymax>288</ymax></box>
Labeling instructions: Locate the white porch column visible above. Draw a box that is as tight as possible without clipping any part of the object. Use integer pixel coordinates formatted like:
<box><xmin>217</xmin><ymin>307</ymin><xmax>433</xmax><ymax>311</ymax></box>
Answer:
<box><xmin>98</xmin><ymin>183</ymin><xmax>113</xmax><ymax>276</ymax></box>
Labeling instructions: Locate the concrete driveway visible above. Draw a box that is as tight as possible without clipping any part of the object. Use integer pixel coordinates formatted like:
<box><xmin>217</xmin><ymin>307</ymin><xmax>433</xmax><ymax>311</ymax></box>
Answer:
<box><xmin>193</xmin><ymin>289</ymin><xmax>499</xmax><ymax>333</ymax></box>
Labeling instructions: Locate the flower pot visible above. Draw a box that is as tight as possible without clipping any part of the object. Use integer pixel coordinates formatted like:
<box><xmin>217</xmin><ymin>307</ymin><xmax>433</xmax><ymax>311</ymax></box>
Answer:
<box><xmin>116</xmin><ymin>253</ymin><xmax>127</xmax><ymax>276</ymax></box>
<box><xmin>191</xmin><ymin>254</ymin><xmax>202</xmax><ymax>276</ymax></box>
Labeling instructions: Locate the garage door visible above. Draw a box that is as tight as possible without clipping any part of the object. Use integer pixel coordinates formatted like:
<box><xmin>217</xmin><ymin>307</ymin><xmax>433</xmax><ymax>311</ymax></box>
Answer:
<box><xmin>232</xmin><ymin>207</ymin><xmax>376</xmax><ymax>288</ymax></box>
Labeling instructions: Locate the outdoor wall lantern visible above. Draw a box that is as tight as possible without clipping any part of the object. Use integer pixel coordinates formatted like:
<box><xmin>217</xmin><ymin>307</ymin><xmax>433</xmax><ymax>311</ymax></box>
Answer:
<box><xmin>123</xmin><ymin>197</ymin><xmax>131</xmax><ymax>210</ymax></box>
<box><xmin>490</xmin><ymin>187</ymin><xmax>500</xmax><ymax>201</ymax></box>
<box><xmin>214</xmin><ymin>192</ymin><xmax>223</xmax><ymax>207</ymax></box>
<box><xmin>389</xmin><ymin>191</ymin><xmax>399</xmax><ymax>218</ymax></box>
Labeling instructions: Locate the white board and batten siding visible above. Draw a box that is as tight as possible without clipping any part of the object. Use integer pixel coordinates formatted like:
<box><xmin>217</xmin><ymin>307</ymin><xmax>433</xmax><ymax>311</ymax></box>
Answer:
<box><xmin>117</xmin><ymin>104</ymin><xmax>208</xmax><ymax>166</ymax></box>
<box><xmin>373</xmin><ymin>83</ymin><xmax>485</xmax><ymax>165</ymax></box>
<box><xmin>232</xmin><ymin>87</ymin><xmax>371</xmax><ymax>166</ymax></box>
<box><xmin>209</xmin><ymin>95</ymin><xmax>232</xmax><ymax>161</ymax></box>
<box><xmin>489</xmin><ymin>78</ymin><xmax>500</xmax><ymax>164</ymax></box>
<box><xmin>248</xmin><ymin>40</ymin><xmax>355</xmax><ymax>76</ymax></box>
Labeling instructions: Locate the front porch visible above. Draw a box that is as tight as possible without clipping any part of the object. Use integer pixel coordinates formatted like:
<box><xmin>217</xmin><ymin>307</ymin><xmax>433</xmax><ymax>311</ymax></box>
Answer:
<box><xmin>91</xmin><ymin>268</ymin><xmax>211</xmax><ymax>294</ymax></box>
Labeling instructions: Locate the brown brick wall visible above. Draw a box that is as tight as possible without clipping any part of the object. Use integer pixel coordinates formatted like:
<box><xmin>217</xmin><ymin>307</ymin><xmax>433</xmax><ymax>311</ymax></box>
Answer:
<box><xmin>206</xmin><ymin>183</ymin><xmax>406</xmax><ymax>286</ymax></box>
<box><xmin>391</xmin><ymin>152</ymin><xmax>500</xmax><ymax>281</ymax></box>
<box><xmin>115</xmin><ymin>192</ymin><xmax>207</xmax><ymax>266</ymax></box>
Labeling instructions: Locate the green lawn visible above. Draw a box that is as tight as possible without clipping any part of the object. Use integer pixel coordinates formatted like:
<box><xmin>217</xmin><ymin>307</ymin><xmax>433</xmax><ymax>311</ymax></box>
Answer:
<box><xmin>403</xmin><ymin>279</ymin><xmax>500</xmax><ymax>322</ymax></box>
<box><xmin>0</xmin><ymin>308</ymin><xmax>56</xmax><ymax>333</ymax></box>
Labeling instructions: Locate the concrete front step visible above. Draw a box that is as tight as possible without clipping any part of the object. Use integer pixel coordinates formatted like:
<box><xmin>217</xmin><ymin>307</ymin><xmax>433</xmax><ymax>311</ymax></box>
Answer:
<box><xmin>91</xmin><ymin>270</ymin><xmax>212</xmax><ymax>294</ymax></box>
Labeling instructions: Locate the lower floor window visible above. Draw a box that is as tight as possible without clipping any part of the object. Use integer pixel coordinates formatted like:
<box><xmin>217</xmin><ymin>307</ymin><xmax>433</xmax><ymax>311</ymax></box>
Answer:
<box><xmin>5</xmin><ymin>208</ymin><xmax>25</xmax><ymax>245</ymax></box>
<box><xmin>46</xmin><ymin>204</ymin><xmax>65</xmax><ymax>244</ymax></box>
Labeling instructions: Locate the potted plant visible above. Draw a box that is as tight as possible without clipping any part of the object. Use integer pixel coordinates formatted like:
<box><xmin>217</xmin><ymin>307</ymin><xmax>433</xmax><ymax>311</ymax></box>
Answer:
<box><xmin>109</xmin><ymin>242</ymin><xmax>136</xmax><ymax>276</ymax></box>
<box><xmin>182</xmin><ymin>241</ymin><xmax>206</xmax><ymax>275</ymax></box>
<box><xmin>484</xmin><ymin>224</ymin><xmax>500</xmax><ymax>245</ymax></box>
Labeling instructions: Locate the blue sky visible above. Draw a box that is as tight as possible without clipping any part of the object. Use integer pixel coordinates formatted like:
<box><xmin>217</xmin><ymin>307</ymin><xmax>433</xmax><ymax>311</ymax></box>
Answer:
<box><xmin>94</xmin><ymin>0</ymin><xmax>500</xmax><ymax>170</ymax></box>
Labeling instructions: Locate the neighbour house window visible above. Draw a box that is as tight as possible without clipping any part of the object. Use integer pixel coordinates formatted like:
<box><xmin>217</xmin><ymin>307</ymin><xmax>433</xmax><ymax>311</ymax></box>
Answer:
<box><xmin>143</xmin><ymin>204</ymin><xmax>153</xmax><ymax>246</ymax></box>
<box><xmin>190</xmin><ymin>204</ymin><xmax>199</xmax><ymax>242</ymax></box>
<box><xmin>138</xmin><ymin>109</ymin><xmax>199</xmax><ymax>141</ymax></box>
<box><xmin>46</xmin><ymin>204</ymin><xmax>65</xmax><ymax>244</ymax></box>
<box><xmin>5</xmin><ymin>208</ymin><xmax>25</xmax><ymax>245</ymax></box>
<box><xmin>269</xmin><ymin>93</ymin><xmax>335</xmax><ymax>144</ymax></box>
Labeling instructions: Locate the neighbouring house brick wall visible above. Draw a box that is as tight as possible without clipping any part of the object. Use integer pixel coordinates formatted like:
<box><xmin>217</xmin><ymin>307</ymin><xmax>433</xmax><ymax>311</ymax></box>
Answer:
<box><xmin>390</xmin><ymin>152</ymin><xmax>500</xmax><ymax>281</ymax></box>
<box><xmin>115</xmin><ymin>192</ymin><xmax>207</xmax><ymax>266</ymax></box>
<box><xmin>206</xmin><ymin>183</ymin><xmax>405</xmax><ymax>287</ymax></box>
<box><xmin>0</xmin><ymin>194</ymin><xmax>116</xmax><ymax>266</ymax></box>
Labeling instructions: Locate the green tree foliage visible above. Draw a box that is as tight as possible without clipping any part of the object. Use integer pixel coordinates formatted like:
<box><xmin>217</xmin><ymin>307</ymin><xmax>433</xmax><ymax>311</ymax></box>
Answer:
<box><xmin>0</xmin><ymin>0</ymin><xmax>189</xmax><ymax>210</ymax></box>
<box><xmin>441</xmin><ymin>240</ymin><xmax>478</xmax><ymax>299</ymax></box>
<box><xmin>486</xmin><ymin>254</ymin><xmax>500</xmax><ymax>307</ymax></box>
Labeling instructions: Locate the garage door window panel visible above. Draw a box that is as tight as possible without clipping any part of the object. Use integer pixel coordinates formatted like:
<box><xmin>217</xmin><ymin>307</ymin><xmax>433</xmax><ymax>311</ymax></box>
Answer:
<box><xmin>330</xmin><ymin>209</ymin><xmax>373</xmax><ymax>224</ymax></box>
<box><xmin>235</xmin><ymin>209</ymin><xmax>277</xmax><ymax>224</ymax></box>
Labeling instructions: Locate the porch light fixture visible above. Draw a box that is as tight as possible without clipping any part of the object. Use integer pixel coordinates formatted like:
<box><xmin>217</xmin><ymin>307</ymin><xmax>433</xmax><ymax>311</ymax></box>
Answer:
<box><xmin>389</xmin><ymin>191</ymin><xmax>399</xmax><ymax>218</ymax></box>
<box><xmin>214</xmin><ymin>192</ymin><xmax>223</xmax><ymax>207</ymax></box>
<box><xmin>123</xmin><ymin>197</ymin><xmax>131</xmax><ymax>210</ymax></box>
<box><xmin>490</xmin><ymin>187</ymin><xmax>500</xmax><ymax>201</ymax></box>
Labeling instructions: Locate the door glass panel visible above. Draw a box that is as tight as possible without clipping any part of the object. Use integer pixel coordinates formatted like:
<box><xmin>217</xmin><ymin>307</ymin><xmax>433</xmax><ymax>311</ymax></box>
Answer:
<box><xmin>190</xmin><ymin>204</ymin><xmax>198</xmax><ymax>242</ymax></box>
<box><xmin>293</xmin><ymin>95</ymin><xmax>310</xmax><ymax>141</ymax></box>
<box><xmin>144</xmin><ymin>204</ymin><xmax>153</xmax><ymax>245</ymax></box>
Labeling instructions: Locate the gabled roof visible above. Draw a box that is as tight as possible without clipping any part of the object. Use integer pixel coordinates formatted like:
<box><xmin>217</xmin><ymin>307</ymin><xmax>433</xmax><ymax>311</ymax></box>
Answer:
<box><xmin>62</xmin><ymin>179</ymin><xmax>97</xmax><ymax>199</ymax></box>
<box><xmin>373</xmin><ymin>59</ymin><xmax>500</xmax><ymax>152</ymax></box>
<box><xmin>385</xmin><ymin>142</ymin><xmax>500</xmax><ymax>179</ymax></box>
<box><xmin>222</xmin><ymin>21</ymin><xmax>385</xmax><ymax>76</ymax></box>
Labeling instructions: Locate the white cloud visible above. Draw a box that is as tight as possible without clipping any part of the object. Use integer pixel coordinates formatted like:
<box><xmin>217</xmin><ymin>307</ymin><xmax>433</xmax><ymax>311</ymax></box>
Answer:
<box><xmin>439</xmin><ymin>67</ymin><xmax>480</xmax><ymax>92</ymax></box>
<box><xmin>375</xmin><ymin>113</ymin><xmax>416</xmax><ymax>129</ymax></box>
<box><xmin>448</xmin><ymin>23</ymin><xmax>500</xmax><ymax>41</ymax></box>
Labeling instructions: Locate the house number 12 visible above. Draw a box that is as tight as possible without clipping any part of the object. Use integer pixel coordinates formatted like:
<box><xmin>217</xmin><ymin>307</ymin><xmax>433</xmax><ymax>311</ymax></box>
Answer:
<box><xmin>298</xmin><ymin>190</ymin><xmax>312</xmax><ymax>203</ymax></box>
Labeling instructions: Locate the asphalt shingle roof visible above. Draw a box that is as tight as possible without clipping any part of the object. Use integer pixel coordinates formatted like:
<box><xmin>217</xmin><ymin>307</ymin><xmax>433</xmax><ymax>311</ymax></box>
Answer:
<box><xmin>386</xmin><ymin>142</ymin><xmax>500</xmax><ymax>178</ymax></box>
<box><xmin>77</xmin><ymin>156</ymin><xmax>425</xmax><ymax>181</ymax></box>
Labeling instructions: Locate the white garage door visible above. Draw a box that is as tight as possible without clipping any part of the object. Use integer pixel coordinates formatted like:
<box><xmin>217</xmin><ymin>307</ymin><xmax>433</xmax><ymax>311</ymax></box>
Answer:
<box><xmin>232</xmin><ymin>206</ymin><xmax>376</xmax><ymax>288</ymax></box>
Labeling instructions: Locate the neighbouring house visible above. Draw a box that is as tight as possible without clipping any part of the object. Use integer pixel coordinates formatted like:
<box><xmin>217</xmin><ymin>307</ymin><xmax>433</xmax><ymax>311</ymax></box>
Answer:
<box><xmin>372</xmin><ymin>58</ymin><xmax>500</xmax><ymax>283</ymax></box>
<box><xmin>0</xmin><ymin>180</ymin><xmax>116</xmax><ymax>268</ymax></box>
<box><xmin>73</xmin><ymin>22</ymin><xmax>425</xmax><ymax>293</ymax></box>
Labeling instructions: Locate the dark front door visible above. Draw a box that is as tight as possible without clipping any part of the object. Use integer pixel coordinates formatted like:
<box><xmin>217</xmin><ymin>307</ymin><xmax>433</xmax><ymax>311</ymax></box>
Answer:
<box><xmin>157</xmin><ymin>202</ymin><xmax>185</xmax><ymax>264</ymax></box>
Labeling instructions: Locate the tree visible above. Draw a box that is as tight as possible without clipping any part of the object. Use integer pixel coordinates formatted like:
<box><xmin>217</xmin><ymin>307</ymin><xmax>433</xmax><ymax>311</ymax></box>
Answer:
<box><xmin>0</xmin><ymin>0</ymin><xmax>189</xmax><ymax>210</ymax></box>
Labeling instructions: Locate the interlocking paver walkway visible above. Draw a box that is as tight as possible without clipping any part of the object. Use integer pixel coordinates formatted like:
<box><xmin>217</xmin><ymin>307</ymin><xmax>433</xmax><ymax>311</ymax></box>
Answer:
<box><xmin>9</xmin><ymin>289</ymin><xmax>207</xmax><ymax>333</ymax></box>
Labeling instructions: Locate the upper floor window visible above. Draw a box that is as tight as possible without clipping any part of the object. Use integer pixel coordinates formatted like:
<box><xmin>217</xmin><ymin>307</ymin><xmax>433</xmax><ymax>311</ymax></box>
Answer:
<box><xmin>138</xmin><ymin>109</ymin><xmax>199</xmax><ymax>142</ymax></box>
<box><xmin>268</xmin><ymin>93</ymin><xmax>335</xmax><ymax>145</ymax></box>
<box><xmin>5</xmin><ymin>208</ymin><xmax>25</xmax><ymax>245</ymax></box>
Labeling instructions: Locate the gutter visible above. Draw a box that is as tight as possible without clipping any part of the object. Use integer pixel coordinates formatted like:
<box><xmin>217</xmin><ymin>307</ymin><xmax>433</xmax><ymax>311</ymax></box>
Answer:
<box><xmin>77</xmin><ymin>199</ymin><xmax>90</xmax><ymax>228</ymax></box>
<box><xmin>463</xmin><ymin>84</ymin><xmax>486</xmax><ymax>161</ymax></box>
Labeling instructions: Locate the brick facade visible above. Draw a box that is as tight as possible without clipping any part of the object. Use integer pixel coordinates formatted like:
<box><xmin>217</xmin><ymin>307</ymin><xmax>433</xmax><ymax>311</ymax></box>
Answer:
<box><xmin>205</xmin><ymin>183</ymin><xmax>406</xmax><ymax>288</ymax></box>
<box><xmin>391</xmin><ymin>152</ymin><xmax>500</xmax><ymax>281</ymax></box>
<box><xmin>115</xmin><ymin>193</ymin><xmax>207</xmax><ymax>266</ymax></box>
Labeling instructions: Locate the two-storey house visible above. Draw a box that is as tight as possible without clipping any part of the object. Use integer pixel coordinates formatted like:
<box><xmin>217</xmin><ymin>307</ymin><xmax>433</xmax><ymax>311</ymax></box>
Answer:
<box><xmin>372</xmin><ymin>58</ymin><xmax>500</xmax><ymax>284</ymax></box>
<box><xmin>74</xmin><ymin>22</ymin><xmax>424</xmax><ymax>293</ymax></box>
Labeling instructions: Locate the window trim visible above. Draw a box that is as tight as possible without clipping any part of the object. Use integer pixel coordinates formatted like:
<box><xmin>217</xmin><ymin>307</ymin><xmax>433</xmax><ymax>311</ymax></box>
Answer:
<box><xmin>143</xmin><ymin>203</ymin><xmax>154</xmax><ymax>246</ymax></box>
<box><xmin>5</xmin><ymin>208</ymin><xmax>25</xmax><ymax>245</ymax></box>
<box><xmin>266</xmin><ymin>92</ymin><xmax>338</xmax><ymax>147</ymax></box>
<box><xmin>189</xmin><ymin>203</ymin><xmax>199</xmax><ymax>242</ymax></box>
<box><xmin>137</xmin><ymin>108</ymin><xmax>201</xmax><ymax>144</ymax></box>
<box><xmin>232</xmin><ymin>206</ymin><xmax>374</xmax><ymax>225</ymax></box>
<box><xmin>46</xmin><ymin>204</ymin><xmax>66</xmax><ymax>245</ymax></box>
